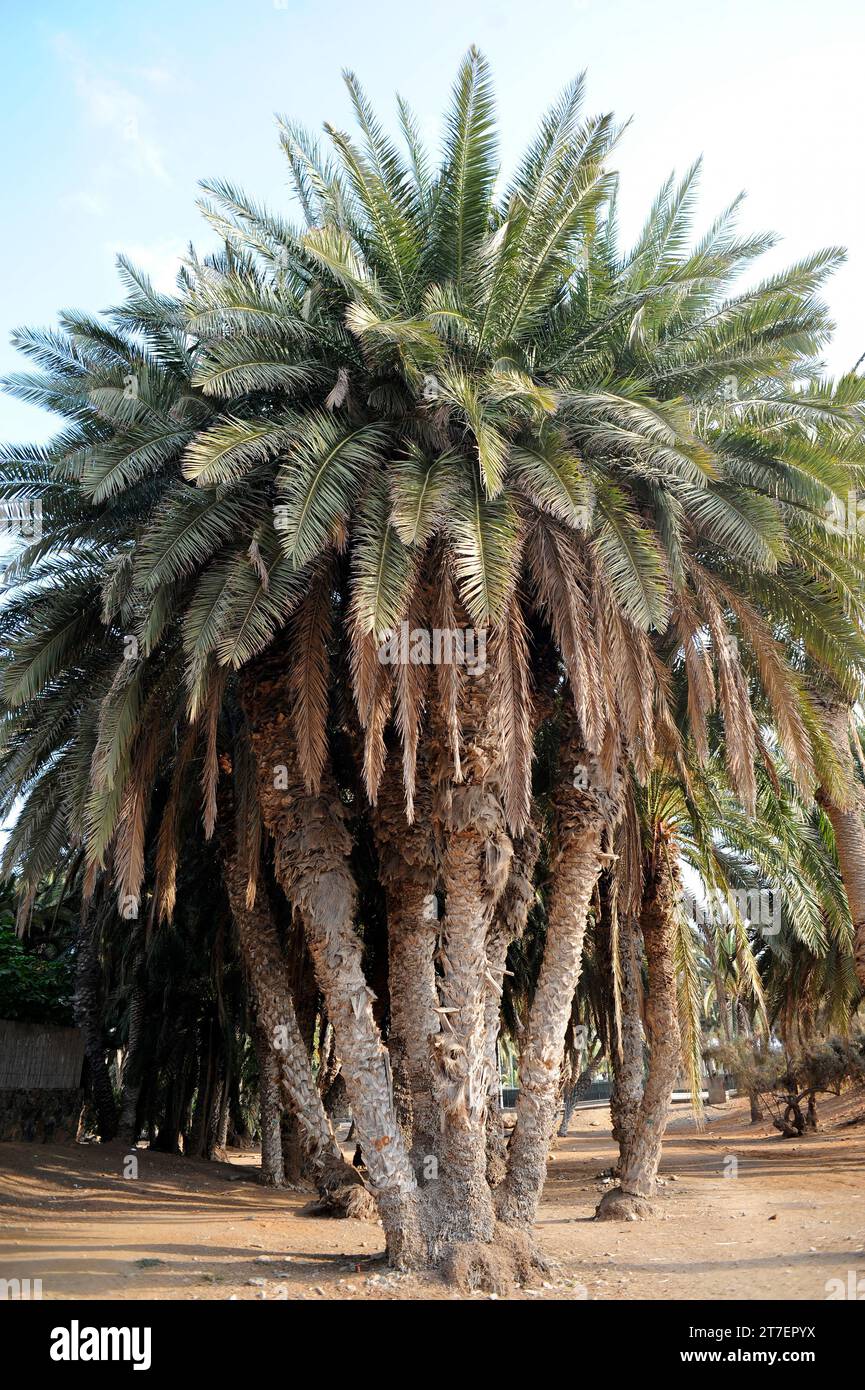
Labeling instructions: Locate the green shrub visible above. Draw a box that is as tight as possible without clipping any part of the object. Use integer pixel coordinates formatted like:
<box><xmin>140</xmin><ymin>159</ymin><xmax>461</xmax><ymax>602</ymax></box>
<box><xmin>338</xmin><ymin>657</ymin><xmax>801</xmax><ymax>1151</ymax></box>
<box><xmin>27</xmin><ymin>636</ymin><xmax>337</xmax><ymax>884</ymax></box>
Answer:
<box><xmin>0</xmin><ymin>924</ymin><xmax>75</xmax><ymax>1026</ymax></box>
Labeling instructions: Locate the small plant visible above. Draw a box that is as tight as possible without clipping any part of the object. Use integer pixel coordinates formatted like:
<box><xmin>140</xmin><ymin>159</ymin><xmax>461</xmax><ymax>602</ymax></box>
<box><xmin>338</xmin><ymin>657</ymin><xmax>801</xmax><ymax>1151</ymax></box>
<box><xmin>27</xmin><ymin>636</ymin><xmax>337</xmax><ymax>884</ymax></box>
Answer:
<box><xmin>718</xmin><ymin>1035</ymin><xmax>865</xmax><ymax>1137</ymax></box>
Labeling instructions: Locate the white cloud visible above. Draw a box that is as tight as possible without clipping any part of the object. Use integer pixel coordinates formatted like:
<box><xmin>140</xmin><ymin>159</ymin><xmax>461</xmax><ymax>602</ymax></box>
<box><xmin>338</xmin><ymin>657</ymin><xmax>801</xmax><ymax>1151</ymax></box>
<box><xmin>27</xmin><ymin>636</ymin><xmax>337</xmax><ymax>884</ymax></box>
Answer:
<box><xmin>51</xmin><ymin>34</ymin><xmax>169</xmax><ymax>183</ymax></box>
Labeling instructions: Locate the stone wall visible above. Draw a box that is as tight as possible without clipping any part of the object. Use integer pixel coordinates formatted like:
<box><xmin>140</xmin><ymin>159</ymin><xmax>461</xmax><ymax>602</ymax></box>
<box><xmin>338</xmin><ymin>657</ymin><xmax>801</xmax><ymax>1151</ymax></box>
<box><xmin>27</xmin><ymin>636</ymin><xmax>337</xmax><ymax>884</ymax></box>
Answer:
<box><xmin>0</xmin><ymin>1087</ymin><xmax>82</xmax><ymax>1142</ymax></box>
<box><xmin>0</xmin><ymin>1020</ymin><xmax>86</xmax><ymax>1142</ymax></box>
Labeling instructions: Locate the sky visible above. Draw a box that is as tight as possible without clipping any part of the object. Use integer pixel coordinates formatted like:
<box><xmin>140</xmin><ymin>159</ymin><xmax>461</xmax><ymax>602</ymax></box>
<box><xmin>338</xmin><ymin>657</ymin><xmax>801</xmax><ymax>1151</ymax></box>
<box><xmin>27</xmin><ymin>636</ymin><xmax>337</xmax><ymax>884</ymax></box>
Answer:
<box><xmin>1</xmin><ymin>0</ymin><xmax>864</xmax><ymax>454</ymax></box>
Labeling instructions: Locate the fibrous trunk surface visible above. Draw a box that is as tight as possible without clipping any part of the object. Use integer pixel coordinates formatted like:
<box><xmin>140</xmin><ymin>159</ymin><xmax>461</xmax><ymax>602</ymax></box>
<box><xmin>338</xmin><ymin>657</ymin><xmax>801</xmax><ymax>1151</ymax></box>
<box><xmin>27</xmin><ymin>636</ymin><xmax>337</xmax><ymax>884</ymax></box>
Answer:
<box><xmin>597</xmin><ymin>848</ymin><xmax>680</xmax><ymax>1220</ymax></box>
<box><xmin>558</xmin><ymin>1054</ymin><xmax>601</xmax><ymax>1137</ymax></box>
<box><xmin>426</xmin><ymin>663</ymin><xmax>514</xmax><ymax>1257</ymax></box>
<box><xmin>498</xmin><ymin>720</ymin><xmax>619</xmax><ymax>1230</ymax></box>
<box><xmin>75</xmin><ymin>899</ymin><xmax>118</xmax><ymax>1143</ymax></box>
<box><xmin>117</xmin><ymin>936</ymin><xmax>145</xmax><ymax>1144</ymax></box>
<box><xmin>816</xmin><ymin>698</ymin><xmax>865</xmax><ymax>992</ymax></box>
<box><xmin>221</xmin><ymin>842</ymin><xmax>362</xmax><ymax>1207</ymax></box>
<box><xmin>485</xmin><ymin>829</ymin><xmax>540</xmax><ymax>1182</ymax></box>
<box><xmin>242</xmin><ymin>664</ymin><xmax>424</xmax><ymax>1265</ymax></box>
<box><xmin>608</xmin><ymin>912</ymin><xmax>644</xmax><ymax>1171</ymax></box>
<box><xmin>255</xmin><ymin>1023</ymin><xmax>285</xmax><ymax>1187</ymax></box>
<box><xmin>372</xmin><ymin>758</ymin><xmax>440</xmax><ymax>1178</ymax></box>
<box><xmin>432</xmin><ymin>811</ymin><xmax>500</xmax><ymax>1247</ymax></box>
<box><xmin>497</xmin><ymin>823</ymin><xmax>603</xmax><ymax>1227</ymax></box>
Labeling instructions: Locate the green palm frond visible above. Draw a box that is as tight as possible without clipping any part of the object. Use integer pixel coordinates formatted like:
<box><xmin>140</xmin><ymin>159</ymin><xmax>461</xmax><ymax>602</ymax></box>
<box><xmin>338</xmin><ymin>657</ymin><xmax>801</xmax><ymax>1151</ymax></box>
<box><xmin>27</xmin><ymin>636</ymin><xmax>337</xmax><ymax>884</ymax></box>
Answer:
<box><xmin>448</xmin><ymin>462</ymin><xmax>519</xmax><ymax>626</ymax></box>
<box><xmin>275</xmin><ymin>414</ymin><xmax>388</xmax><ymax>567</ymax></box>
<box><xmin>592</xmin><ymin>480</ymin><xmax>669</xmax><ymax>631</ymax></box>
<box><xmin>350</xmin><ymin>476</ymin><xmax>415</xmax><ymax>640</ymax></box>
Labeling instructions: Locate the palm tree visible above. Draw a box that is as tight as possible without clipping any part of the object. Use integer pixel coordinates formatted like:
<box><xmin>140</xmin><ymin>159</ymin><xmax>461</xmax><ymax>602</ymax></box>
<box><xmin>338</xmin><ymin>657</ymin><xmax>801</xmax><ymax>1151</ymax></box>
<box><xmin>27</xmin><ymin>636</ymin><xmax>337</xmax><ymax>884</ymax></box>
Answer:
<box><xmin>597</xmin><ymin>747</ymin><xmax>856</xmax><ymax>1215</ymax></box>
<box><xmin>0</xmin><ymin>290</ymin><xmax>365</xmax><ymax>1192</ymax></box>
<box><xmin>171</xmin><ymin>59</ymin><xmax>864</xmax><ymax>1257</ymax></box>
<box><xmin>4</xmin><ymin>49</ymin><xmax>865</xmax><ymax>1284</ymax></box>
<box><xmin>0</xmin><ymin>568</ymin><xmax>364</xmax><ymax>1195</ymax></box>
<box><xmin>814</xmin><ymin>693</ymin><xmax>865</xmax><ymax>992</ymax></box>
<box><xmin>216</xmin><ymin>726</ymin><xmax>371</xmax><ymax>1210</ymax></box>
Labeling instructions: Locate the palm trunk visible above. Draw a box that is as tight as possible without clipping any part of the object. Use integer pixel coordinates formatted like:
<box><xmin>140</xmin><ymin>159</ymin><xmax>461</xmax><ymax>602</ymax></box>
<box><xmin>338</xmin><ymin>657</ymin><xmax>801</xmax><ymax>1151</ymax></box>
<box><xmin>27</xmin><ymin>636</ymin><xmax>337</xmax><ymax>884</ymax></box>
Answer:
<box><xmin>176</xmin><ymin>1041</ymin><xmax>198</xmax><ymax>1152</ymax></box>
<box><xmin>816</xmin><ymin>698</ymin><xmax>865</xmax><ymax>993</ymax></box>
<box><xmin>558</xmin><ymin>1053</ymin><xmax>601</xmax><ymax>1136</ymax></box>
<box><xmin>152</xmin><ymin>1076</ymin><xmax>184</xmax><ymax>1154</ymax></box>
<box><xmin>205</xmin><ymin>1061</ymin><xmax>225</xmax><ymax>1159</ymax></box>
<box><xmin>372</xmin><ymin>761</ymin><xmax>440</xmax><ymax>1178</ymax></box>
<box><xmin>220</xmin><ymin>834</ymin><xmax>362</xmax><ymax>1204</ymax></box>
<box><xmin>484</xmin><ymin>829</ymin><xmax>540</xmax><ymax>1184</ymax></box>
<box><xmin>185</xmin><ymin>1021</ymin><xmax>212</xmax><ymax>1157</ymax></box>
<box><xmin>241</xmin><ymin>664</ymin><xmax>423</xmax><ymax>1267</ymax></box>
<box><xmin>496</xmin><ymin>821</ymin><xmax>605</xmax><ymax>1227</ymax></box>
<box><xmin>217</xmin><ymin>1061</ymin><xmax>232</xmax><ymax>1149</ymax></box>
<box><xmin>74</xmin><ymin>899</ymin><xmax>118</xmax><ymax>1142</ymax></box>
<box><xmin>188</xmin><ymin>1014</ymin><xmax>224</xmax><ymax>1158</ymax></box>
<box><xmin>433</xmin><ymin>809</ymin><xmax>501</xmax><ymax>1249</ymax></box>
<box><xmin>429</xmin><ymin>793</ymin><xmax>546</xmax><ymax>1291</ymax></box>
<box><xmin>597</xmin><ymin>848</ymin><xmax>681</xmax><ymax>1218</ymax></box>
<box><xmin>387</xmin><ymin>892</ymin><xmax>440</xmax><ymax>1167</ymax></box>
<box><xmin>421</xmin><ymin>642</ymin><xmax>554</xmax><ymax>1288</ymax></box>
<box><xmin>608</xmin><ymin>912</ymin><xmax>644</xmax><ymax>1171</ymax></box>
<box><xmin>117</xmin><ymin>940</ymin><xmax>145</xmax><ymax>1144</ymax></box>
<box><xmin>289</xmin><ymin>784</ymin><xmax>423</xmax><ymax>1263</ymax></box>
<box><xmin>483</xmin><ymin>925</ymin><xmax>509</xmax><ymax>1181</ymax></box>
<box><xmin>317</xmin><ymin>1022</ymin><xmax>339</xmax><ymax>1099</ymax></box>
<box><xmin>825</xmin><ymin>797</ymin><xmax>865</xmax><ymax>990</ymax></box>
<box><xmin>497</xmin><ymin>718</ymin><xmax>619</xmax><ymax>1230</ymax></box>
<box><xmin>281</xmin><ymin>926</ymin><xmax>321</xmax><ymax>1186</ymax></box>
<box><xmin>256</xmin><ymin>1023</ymin><xmax>286</xmax><ymax>1186</ymax></box>
<box><xmin>149</xmin><ymin>1019</ymin><xmax>189</xmax><ymax>1154</ymax></box>
<box><xmin>280</xmin><ymin>1113</ymin><xmax>302</xmax><ymax>1184</ymax></box>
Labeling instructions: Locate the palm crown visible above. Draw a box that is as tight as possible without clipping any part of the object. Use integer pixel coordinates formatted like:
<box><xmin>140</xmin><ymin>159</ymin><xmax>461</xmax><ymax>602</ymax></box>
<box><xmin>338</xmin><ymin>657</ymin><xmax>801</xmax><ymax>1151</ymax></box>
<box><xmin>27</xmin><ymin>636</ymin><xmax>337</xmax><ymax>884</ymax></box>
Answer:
<box><xmin>170</xmin><ymin>52</ymin><xmax>865</xmax><ymax>822</ymax></box>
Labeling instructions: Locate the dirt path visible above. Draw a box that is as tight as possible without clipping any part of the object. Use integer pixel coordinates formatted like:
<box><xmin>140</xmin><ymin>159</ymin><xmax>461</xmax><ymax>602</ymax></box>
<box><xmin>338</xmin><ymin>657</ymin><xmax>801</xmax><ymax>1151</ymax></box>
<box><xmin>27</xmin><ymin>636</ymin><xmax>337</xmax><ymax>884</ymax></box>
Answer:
<box><xmin>1</xmin><ymin>1094</ymin><xmax>863</xmax><ymax>1300</ymax></box>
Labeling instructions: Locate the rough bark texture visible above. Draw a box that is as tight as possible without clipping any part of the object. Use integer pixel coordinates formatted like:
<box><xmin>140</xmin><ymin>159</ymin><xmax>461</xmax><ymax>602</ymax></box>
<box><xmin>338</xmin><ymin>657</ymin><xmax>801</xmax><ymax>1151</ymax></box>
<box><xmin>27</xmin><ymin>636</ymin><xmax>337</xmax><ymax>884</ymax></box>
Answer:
<box><xmin>242</xmin><ymin>661</ymin><xmax>423</xmax><ymax>1267</ymax></box>
<box><xmin>497</xmin><ymin>721</ymin><xmax>620</xmax><ymax>1230</ymax></box>
<box><xmin>216</xmin><ymin>1070</ymin><xmax>231</xmax><ymax>1149</ymax></box>
<box><xmin>280</xmin><ymin>1113</ymin><xmax>302</xmax><ymax>1184</ymax></box>
<box><xmin>74</xmin><ymin>901</ymin><xmax>118</xmax><ymax>1142</ymax></box>
<box><xmin>317</xmin><ymin>1023</ymin><xmax>339</xmax><ymax>1101</ymax></box>
<box><xmin>483</xmin><ymin>925</ymin><xmax>509</xmax><ymax>1181</ymax></box>
<box><xmin>608</xmin><ymin>913</ymin><xmax>644</xmax><ymax>1171</ymax></box>
<box><xmin>256</xmin><ymin>1023</ymin><xmax>285</xmax><ymax>1186</ymax></box>
<box><xmin>815</xmin><ymin>697</ymin><xmax>865</xmax><ymax>993</ymax></box>
<box><xmin>279</xmin><ymin>926</ymin><xmax>320</xmax><ymax>1186</ymax></box>
<box><xmin>185</xmin><ymin>1020</ymin><xmax>215</xmax><ymax>1157</ymax></box>
<box><xmin>202</xmin><ymin>1046</ymin><xmax>225</xmax><ymax>1160</ymax></box>
<box><xmin>117</xmin><ymin>944</ymin><xmax>145</xmax><ymax>1144</ymax></box>
<box><xmin>558</xmin><ymin>1055</ymin><xmax>601</xmax><ymax>1137</ymax></box>
<box><xmin>597</xmin><ymin>848</ymin><xmax>681</xmax><ymax>1220</ymax></box>
<box><xmin>372</xmin><ymin>758</ymin><xmax>441</xmax><ymax>1179</ymax></box>
<box><xmin>426</xmin><ymin>661</ymin><xmax>514</xmax><ymax>1259</ymax></box>
<box><xmin>496</xmin><ymin>824</ymin><xmax>603</xmax><ymax>1227</ymax></box>
<box><xmin>148</xmin><ymin>1029</ymin><xmax>191</xmax><ymax>1154</ymax></box>
<box><xmin>432</xmin><ymin>807</ymin><xmax>501</xmax><ymax>1247</ymax></box>
<box><xmin>220</xmin><ymin>830</ymin><xmax>364</xmax><ymax>1208</ymax></box>
<box><xmin>827</xmin><ymin>797</ymin><xmax>865</xmax><ymax>992</ymax></box>
<box><xmin>485</xmin><ymin>829</ymin><xmax>540</xmax><ymax>1184</ymax></box>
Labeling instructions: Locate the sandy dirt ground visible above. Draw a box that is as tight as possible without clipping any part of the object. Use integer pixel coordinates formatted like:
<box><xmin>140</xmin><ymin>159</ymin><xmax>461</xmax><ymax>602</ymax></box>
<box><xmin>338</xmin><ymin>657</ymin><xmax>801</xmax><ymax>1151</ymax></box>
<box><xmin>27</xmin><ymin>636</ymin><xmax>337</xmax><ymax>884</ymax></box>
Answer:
<box><xmin>1</xmin><ymin>1092</ymin><xmax>863</xmax><ymax>1301</ymax></box>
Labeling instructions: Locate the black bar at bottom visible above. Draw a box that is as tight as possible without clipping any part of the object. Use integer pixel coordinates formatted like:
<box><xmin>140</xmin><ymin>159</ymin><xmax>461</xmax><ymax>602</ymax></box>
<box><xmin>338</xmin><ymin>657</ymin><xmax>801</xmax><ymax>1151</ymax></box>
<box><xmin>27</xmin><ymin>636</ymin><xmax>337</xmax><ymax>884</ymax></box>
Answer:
<box><xmin>6</xmin><ymin>1296</ymin><xmax>857</xmax><ymax>1376</ymax></box>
